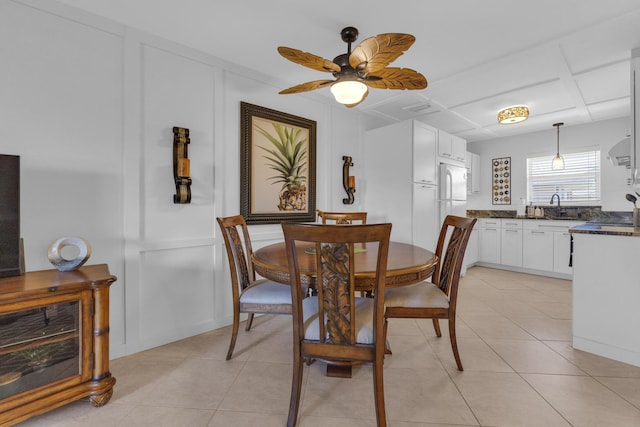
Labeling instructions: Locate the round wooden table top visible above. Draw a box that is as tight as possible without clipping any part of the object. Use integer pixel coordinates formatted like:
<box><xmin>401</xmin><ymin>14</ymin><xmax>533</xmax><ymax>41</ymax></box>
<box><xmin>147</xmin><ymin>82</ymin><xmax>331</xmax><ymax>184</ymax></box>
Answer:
<box><xmin>252</xmin><ymin>241</ymin><xmax>437</xmax><ymax>292</ymax></box>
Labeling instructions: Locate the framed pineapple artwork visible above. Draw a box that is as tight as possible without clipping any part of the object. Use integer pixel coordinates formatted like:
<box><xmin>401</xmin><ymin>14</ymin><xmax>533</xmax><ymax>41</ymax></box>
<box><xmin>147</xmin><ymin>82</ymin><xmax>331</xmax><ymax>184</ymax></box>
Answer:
<box><xmin>240</xmin><ymin>102</ymin><xmax>317</xmax><ymax>224</ymax></box>
<box><xmin>491</xmin><ymin>156</ymin><xmax>511</xmax><ymax>205</ymax></box>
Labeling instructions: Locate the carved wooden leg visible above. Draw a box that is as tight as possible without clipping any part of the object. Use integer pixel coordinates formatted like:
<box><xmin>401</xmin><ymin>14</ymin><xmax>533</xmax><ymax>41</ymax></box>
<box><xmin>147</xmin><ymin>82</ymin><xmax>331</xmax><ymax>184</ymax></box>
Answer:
<box><xmin>90</xmin><ymin>388</ymin><xmax>113</xmax><ymax>407</ymax></box>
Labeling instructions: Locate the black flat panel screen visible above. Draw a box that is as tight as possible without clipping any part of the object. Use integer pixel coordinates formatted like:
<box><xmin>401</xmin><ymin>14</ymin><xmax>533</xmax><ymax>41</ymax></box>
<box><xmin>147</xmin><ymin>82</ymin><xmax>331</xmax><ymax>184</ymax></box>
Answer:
<box><xmin>0</xmin><ymin>154</ymin><xmax>20</xmax><ymax>277</ymax></box>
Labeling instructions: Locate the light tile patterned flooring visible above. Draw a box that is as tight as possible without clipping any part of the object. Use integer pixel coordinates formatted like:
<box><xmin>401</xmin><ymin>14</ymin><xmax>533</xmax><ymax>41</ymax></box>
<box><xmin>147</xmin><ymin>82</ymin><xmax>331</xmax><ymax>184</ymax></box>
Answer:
<box><xmin>20</xmin><ymin>267</ymin><xmax>640</xmax><ymax>426</ymax></box>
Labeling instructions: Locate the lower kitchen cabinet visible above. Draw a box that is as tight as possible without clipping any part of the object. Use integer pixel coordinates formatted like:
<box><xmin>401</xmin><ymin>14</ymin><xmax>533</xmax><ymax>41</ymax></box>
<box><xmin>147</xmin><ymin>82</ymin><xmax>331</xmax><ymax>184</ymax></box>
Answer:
<box><xmin>476</xmin><ymin>218</ymin><xmax>583</xmax><ymax>278</ymax></box>
<box><xmin>479</xmin><ymin>220</ymin><xmax>501</xmax><ymax>264</ymax></box>
<box><xmin>523</xmin><ymin>229</ymin><xmax>554</xmax><ymax>271</ymax></box>
<box><xmin>553</xmin><ymin>230</ymin><xmax>573</xmax><ymax>274</ymax></box>
<box><xmin>501</xmin><ymin>220</ymin><xmax>522</xmax><ymax>267</ymax></box>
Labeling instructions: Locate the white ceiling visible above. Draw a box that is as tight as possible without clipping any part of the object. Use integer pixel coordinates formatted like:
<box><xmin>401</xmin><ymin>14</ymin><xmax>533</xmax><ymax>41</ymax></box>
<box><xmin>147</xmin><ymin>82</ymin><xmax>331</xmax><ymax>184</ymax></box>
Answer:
<box><xmin>55</xmin><ymin>0</ymin><xmax>640</xmax><ymax>142</ymax></box>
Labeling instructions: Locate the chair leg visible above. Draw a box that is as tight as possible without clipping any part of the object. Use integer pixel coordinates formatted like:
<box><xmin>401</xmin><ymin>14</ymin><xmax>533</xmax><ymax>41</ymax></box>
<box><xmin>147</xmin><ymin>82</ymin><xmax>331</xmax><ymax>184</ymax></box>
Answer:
<box><xmin>372</xmin><ymin>358</ymin><xmax>387</xmax><ymax>427</ymax></box>
<box><xmin>448</xmin><ymin>317</ymin><xmax>463</xmax><ymax>371</ymax></box>
<box><xmin>245</xmin><ymin>313</ymin><xmax>255</xmax><ymax>331</ymax></box>
<box><xmin>226</xmin><ymin>310</ymin><xmax>240</xmax><ymax>360</ymax></box>
<box><xmin>383</xmin><ymin>317</ymin><xmax>392</xmax><ymax>355</ymax></box>
<box><xmin>432</xmin><ymin>318</ymin><xmax>442</xmax><ymax>337</ymax></box>
<box><xmin>287</xmin><ymin>352</ymin><xmax>305</xmax><ymax>427</ymax></box>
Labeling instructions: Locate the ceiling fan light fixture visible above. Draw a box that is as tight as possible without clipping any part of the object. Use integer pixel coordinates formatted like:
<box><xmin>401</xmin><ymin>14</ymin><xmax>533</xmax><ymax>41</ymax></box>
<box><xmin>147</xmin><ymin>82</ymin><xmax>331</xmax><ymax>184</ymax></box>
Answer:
<box><xmin>330</xmin><ymin>80</ymin><xmax>367</xmax><ymax>105</ymax></box>
<box><xmin>498</xmin><ymin>105</ymin><xmax>529</xmax><ymax>124</ymax></box>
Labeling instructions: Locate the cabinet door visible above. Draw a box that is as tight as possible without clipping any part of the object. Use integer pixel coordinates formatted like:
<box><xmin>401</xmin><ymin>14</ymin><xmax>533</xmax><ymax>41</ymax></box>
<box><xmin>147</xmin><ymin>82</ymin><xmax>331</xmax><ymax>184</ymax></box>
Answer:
<box><xmin>501</xmin><ymin>228</ymin><xmax>523</xmax><ymax>267</ymax></box>
<box><xmin>479</xmin><ymin>226</ymin><xmax>501</xmax><ymax>263</ymax></box>
<box><xmin>0</xmin><ymin>291</ymin><xmax>92</xmax><ymax>401</ymax></box>
<box><xmin>412</xmin><ymin>183</ymin><xmax>437</xmax><ymax>251</ymax></box>
<box><xmin>471</xmin><ymin>153</ymin><xmax>480</xmax><ymax>193</ymax></box>
<box><xmin>452</xmin><ymin>135</ymin><xmax>466</xmax><ymax>163</ymax></box>
<box><xmin>553</xmin><ymin>231</ymin><xmax>573</xmax><ymax>274</ymax></box>
<box><xmin>413</xmin><ymin>122</ymin><xmax>437</xmax><ymax>184</ymax></box>
<box><xmin>523</xmin><ymin>230</ymin><xmax>554</xmax><ymax>271</ymax></box>
<box><xmin>438</xmin><ymin>130</ymin><xmax>453</xmax><ymax>159</ymax></box>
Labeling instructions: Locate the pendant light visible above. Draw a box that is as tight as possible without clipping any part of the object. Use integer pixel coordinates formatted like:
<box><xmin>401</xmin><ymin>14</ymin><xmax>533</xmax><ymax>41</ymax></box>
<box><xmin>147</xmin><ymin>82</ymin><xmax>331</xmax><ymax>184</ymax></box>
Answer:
<box><xmin>552</xmin><ymin>122</ymin><xmax>565</xmax><ymax>170</ymax></box>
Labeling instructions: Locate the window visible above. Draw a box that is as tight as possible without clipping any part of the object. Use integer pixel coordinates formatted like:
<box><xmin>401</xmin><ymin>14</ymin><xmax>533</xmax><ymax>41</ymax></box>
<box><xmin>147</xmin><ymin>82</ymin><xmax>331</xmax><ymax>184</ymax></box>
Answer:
<box><xmin>527</xmin><ymin>149</ymin><xmax>600</xmax><ymax>204</ymax></box>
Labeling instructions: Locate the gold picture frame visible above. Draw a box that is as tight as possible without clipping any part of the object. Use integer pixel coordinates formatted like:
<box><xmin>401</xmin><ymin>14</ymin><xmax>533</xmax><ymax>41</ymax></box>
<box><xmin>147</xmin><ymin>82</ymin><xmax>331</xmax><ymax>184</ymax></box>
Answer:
<box><xmin>240</xmin><ymin>102</ymin><xmax>316</xmax><ymax>224</ymax></box>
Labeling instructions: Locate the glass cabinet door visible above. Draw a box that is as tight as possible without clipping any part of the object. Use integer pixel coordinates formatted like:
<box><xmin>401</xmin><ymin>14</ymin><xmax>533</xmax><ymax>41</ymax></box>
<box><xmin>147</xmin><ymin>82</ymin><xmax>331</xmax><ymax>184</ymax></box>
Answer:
<box><xmin>0</xmin><ymin>291</ymin><xmax>91</xmax><ymax>400</ymax></box>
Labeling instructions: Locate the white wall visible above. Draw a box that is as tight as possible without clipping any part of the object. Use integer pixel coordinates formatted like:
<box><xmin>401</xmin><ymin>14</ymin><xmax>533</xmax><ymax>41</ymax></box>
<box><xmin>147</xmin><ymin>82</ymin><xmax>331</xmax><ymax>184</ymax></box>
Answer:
<box><xmin>466</xmin><ymin>117</ymin><xmax>632</xmax><ymax>212</ymax></box>
<box><xmin>1</xmin><ymin>0</ymin><xmax>365</xmax><ymax>358</ymax></box>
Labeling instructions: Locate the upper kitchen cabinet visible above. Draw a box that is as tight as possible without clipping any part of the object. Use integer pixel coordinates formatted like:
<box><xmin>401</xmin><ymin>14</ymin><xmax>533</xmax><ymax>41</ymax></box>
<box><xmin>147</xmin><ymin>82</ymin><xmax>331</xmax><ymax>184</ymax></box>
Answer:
<box><xmin>466</xmin><ymin>152</ymin><xmax>480</xmax><ymax>194</ymax></box>
<box><xmin>364</xmin><ymin>120</ymin><xmax>438</xmax><ymax>245</ymax></box>
<box><xmin>438</xmin><ymin>130</ymin><xmax>466</xmax><ymax>165</ymax></box>
<box><xmin>412</xmin><ymin>122</ymin><xmax>438</xmax><ymax>184</ymax></box>
<box><xmin>632</xmin><ymin>47</ymin><xmax>640</xmax><ymax>187</ymax></box>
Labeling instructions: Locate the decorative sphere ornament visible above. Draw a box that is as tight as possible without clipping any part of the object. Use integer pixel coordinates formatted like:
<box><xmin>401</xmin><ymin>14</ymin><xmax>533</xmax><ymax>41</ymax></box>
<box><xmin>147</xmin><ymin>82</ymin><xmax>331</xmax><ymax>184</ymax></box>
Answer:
<box><xmin>47</xmin><ymin>236</ymin><xmax>91</xmax><ymax>271</ymax></box>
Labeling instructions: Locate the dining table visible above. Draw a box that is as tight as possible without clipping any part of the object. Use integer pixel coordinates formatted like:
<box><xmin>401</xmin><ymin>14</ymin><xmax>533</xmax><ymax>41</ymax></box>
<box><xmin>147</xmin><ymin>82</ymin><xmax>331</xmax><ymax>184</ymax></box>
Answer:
<box><xmin>252</xmin><ymin>240</ymin><xmax>438</xmax><ymax>377</ymax></box>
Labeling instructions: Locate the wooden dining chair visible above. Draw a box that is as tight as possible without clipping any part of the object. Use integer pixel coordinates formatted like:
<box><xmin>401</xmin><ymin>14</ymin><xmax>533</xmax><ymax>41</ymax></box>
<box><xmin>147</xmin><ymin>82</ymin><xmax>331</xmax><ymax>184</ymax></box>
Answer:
<box><xmin>384</xmin><ymin>215</ymin><xmax>476</xmax><ymax>371</ymax></box>
<box><xmin>217</xmin><ymin>215</ymin><xmax>297</xmax><ymax>360</ymax></box>
<box><xmin>282</xmin><ymin>222</ymin><xmax>392</xmax><ymax>427</ymax></box>
<box><xmin>316</xmin><ymin>209</ymin><xmax>367</xmax><ymax>224</ymax></box>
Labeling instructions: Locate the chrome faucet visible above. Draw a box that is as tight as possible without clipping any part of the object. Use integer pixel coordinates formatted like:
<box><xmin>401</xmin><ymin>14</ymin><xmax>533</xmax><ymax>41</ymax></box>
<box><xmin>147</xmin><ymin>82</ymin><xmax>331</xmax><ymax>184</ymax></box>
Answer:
<box><xmin>550</xmin><ymin>193</ymin><xmax>561</xmax><ymax>213</ymax></box>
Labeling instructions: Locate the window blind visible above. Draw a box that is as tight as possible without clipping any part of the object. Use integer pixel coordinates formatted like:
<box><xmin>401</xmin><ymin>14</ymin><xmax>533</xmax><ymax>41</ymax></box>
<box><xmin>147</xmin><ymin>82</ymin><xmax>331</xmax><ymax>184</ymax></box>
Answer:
<box><xmin>527</xmin><ymin>150</ymin><xmax>600</xmax><ymax>204</ymax></box>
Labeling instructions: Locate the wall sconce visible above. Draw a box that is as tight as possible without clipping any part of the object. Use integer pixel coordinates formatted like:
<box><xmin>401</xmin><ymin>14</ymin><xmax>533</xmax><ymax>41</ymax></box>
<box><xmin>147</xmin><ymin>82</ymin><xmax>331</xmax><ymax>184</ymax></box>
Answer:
<box><xmin>173</xmin><ymin>126</ymin><xmax>192</xmax><ymax>204</ymax></box>
<box><xmin>342</xmin><ymin>155</ymin><xmax>355</xmax><ymax>204</ymax></box>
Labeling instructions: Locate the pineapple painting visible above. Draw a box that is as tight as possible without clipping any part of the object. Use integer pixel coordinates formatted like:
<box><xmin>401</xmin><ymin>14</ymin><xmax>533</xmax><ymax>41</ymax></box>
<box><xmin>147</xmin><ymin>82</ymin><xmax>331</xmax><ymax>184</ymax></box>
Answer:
<box><xmin>255</xmin><ymin>121</ymin><xmax>308</xmax><ymax>211</ymax></box>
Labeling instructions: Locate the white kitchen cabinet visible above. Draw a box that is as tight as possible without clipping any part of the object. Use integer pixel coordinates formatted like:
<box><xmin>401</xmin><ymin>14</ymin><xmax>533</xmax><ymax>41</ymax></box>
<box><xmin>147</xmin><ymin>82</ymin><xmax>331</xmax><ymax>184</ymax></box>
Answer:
<box><xmin>572</xmin><ymin>231</ymin><xmax>640</xmax><ymax>367</ymax></box>
<box><xmin>364</xmin><ymin>120</ymin><xmax>439</xmax><ymax>246</ymax></box>
<box><xmin>501</xmin><ymin>220</ymin><xmax>522</xmax><ymax>267</ymax></box>
<box><xmin>438</xmin><ymin>130</ymin><xmax>466</xmax><ymax>165</ymax></box>
<box><xmin>413</xmin><ymin>123</ymin><xmax>437</xmax><ymax>184</ymax></box>
<box><xmin>412</xmin><ymin>183</ymin><xmax>438</xmax><ymax>251</ymax></box>
<box><xmin>452</xmin><ymin>135</ymin><xmax>466</xmax><ymax>164</ymax></box>
<box><xmin>553</xmin><ymin>231</ymin><xmax>573</xmax><ymax>274</ymax></box>
<box><xmin>522</xmin><ymin>220</ymin><xmax>582</xmax><ymax>274</ymax></box>
<box><xmin>523</xmin><ymin>228</ymin><xmax>554</xmax><ymax>271</ymax></box>
<box><xmin>466</xmin><ymin>152</ymin><xmax>480</xmax><ymax>194</ymax></box>
<box><xmin>478</xmin><ymin>219</ymin><xmax>501</xmax><ymax>264</ymax></box>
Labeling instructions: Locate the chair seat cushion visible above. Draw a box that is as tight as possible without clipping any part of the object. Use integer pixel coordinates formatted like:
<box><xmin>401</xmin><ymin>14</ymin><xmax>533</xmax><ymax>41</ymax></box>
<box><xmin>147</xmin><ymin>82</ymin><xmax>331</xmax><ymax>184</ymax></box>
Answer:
<box><xmin>239</xmin><ymin>279</ymin><xmax>292</xmax><ymax>305</ymax></box>
<box><xmin>384</xmin><ymin>281</ymin><xmax>449</xmax><ymax>309</ymax></box>
<box><xmin>301</xmin><ymin>297</ymin><xmax>376</xmax><ymax>344</ymax></box>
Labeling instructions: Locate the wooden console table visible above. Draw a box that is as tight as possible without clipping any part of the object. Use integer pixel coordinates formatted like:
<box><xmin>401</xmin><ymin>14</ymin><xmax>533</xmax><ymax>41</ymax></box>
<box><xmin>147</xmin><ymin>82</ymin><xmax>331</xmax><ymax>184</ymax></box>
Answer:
<box><xmin>0</xmin><ymin>264</ymin><xmax>116</xmax><ymax>426</ymax></box>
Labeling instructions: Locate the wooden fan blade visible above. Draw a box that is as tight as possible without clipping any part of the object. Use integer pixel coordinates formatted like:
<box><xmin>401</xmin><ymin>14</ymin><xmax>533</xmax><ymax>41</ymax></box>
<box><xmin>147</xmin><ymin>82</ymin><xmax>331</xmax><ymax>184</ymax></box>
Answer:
<box><xmin>278</xmin><ymin>47</ymin><xmax>341</xmax><ymax>73</ymax></box>
<box><xmin>364</xmin><ymin>68</ymin><xmax>427</xmax><ymax>90</ymax></box>
<box><xmin>349</xmin><ymin>33</ymin><xmax>416</xmax><ymax>73</ymax></box>
<box><xmin>344</xmin><ymin>88</ymin><xmax>369</xmax><ymax>108</ymax></box>
<box><xmin>279</xmin><ymin>80</ymin><xmax>335</xmax><ymax>94</ymax></box>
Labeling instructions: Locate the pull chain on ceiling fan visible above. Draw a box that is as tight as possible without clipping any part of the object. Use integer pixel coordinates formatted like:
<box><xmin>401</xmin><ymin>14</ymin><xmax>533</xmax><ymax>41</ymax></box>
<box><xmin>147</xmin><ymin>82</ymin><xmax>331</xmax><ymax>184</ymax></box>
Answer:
<box><xmin>277</xmin><ymin>26</ymin><xmax>428</xmax><ymax>107</ymax></box>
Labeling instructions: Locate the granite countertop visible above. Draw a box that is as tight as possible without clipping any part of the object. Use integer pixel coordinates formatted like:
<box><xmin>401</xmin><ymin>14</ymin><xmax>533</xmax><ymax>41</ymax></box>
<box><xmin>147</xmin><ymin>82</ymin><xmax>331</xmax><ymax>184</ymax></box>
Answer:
<box><xmin>569</xmin><ymin>223</ymin><xmax>640</xmax><ymax>237</ymax></box>
<box><xmin>467</xmin><ymin>208</ymin><xmax>631</xmax><ymax>223</ymax></box>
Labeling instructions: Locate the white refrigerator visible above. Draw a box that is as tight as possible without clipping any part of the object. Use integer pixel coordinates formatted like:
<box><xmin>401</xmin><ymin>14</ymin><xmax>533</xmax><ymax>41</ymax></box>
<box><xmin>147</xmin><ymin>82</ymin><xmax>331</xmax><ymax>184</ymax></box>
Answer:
<box><xmin>438</xmin><ymin>163</ymin><xmax>467</xmax><ymax>227</ymax></box>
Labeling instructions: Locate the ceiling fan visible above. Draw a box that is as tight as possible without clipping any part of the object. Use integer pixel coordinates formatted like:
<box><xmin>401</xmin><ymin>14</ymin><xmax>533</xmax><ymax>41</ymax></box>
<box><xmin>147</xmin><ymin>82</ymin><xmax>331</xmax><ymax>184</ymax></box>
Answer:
<box><xmin>277</xmin><ymin>26</ymin><xmax>427</xmax><ymax>107</ymax></box>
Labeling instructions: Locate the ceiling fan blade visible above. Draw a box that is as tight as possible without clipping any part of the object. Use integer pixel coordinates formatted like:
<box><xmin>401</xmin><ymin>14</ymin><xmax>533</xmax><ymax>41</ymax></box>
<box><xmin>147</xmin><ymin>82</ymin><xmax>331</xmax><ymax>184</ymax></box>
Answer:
<box><xmin>279</xmin><ymin>80</ymin><xmax>335</xmax><ymax>94</ymax></box>
<box><xmin>365</xmin><ymin>68</ymin><xmax>427</xmax><ymax>90</ymax></box>
<box><xmin>349</xmin><ymin>33</ymin><xmax>416</xmax><ymax>73</ymax></box>
<box><xmin>277</xmin><ymin>47</ymin><xmax>341</xmax><ymax>73</ymax></box>
<box><xmin>344</xmin><ymin>88</ymin><xmax>369</xmax><ymax>108</ymax></box>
